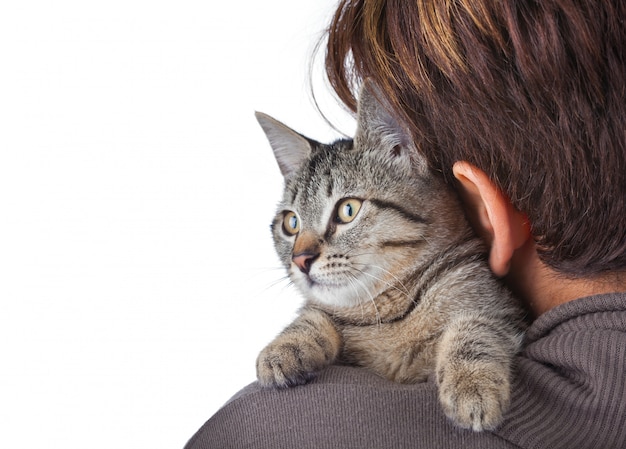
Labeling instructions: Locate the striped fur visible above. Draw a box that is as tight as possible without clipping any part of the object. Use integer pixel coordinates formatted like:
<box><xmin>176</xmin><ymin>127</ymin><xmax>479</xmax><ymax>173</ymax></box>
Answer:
<box><xmin>255</xmin><ymin>81</ymin><xmax>526</xmax><ymax>431</ymax></box>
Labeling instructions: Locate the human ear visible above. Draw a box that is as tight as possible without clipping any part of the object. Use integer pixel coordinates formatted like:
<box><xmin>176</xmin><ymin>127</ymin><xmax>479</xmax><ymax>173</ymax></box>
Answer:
<box><xmin>452</xmin><ymin>161</ymin><xmax>531</xmax><ymax>277</ymax></box>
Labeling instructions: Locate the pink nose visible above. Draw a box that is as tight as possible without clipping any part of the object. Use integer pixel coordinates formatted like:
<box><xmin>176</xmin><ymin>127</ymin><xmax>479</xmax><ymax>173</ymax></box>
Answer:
<box><xmin>292</xmin><ymin>252</ymin><xmax>319</xmax><ymax>274</ymax></box>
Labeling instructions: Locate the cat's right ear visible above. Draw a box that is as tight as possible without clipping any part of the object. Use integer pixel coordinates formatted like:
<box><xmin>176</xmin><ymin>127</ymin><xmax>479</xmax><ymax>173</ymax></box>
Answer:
<box><xmin>255</xmin><ymin>112</ymin><xmax>313</xmax><ymax>178</ymax></box>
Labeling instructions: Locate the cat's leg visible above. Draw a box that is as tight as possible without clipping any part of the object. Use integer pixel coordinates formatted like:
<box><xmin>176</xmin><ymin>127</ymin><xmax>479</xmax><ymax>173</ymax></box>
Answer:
<box><xmin>435</xmin><ymin>313</ymin><xmax>522</xmax><ymax>431</ymax></box>
<box><xmin>256</xmin><ymin>307</ymin><xmax>342</xmax><ymax>388</ymax></box>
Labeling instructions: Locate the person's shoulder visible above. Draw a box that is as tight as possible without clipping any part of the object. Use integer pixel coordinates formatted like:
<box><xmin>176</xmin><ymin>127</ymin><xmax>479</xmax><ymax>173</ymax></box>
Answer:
<box><xmin>494</xmin><ymin>292</ymin><xmax>626</xmax><ymax>449</ymax></box>
<box><xmin>185</xmin><ymin>365</ymin><xmax>519</xmax><ymax>449</ymax></box>
<box><xmin>525</xmin><ymin>292</ymin><xmax>626</xmax><ymax>343</ymax></box>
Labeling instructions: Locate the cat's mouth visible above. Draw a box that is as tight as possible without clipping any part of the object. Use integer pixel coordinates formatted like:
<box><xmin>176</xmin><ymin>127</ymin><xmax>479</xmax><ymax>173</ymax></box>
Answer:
<box><xmin>289</xmin><ymin>259</ymin><xmax>384</xmax><ymax>307</ymax></box>
<box><xmin>298</xmin><ymin>272</ymin><xmax>347</xmax><ymax>292</ymax></box>
<box><xmin>301</xmin><ymin>270</ymin><xmax>370</xmax><ymax>293</ymax></box>
<box><xmin>304</xmin><ymin>275</ymin><xmax>337</xmax><ymax>289</ymax></box>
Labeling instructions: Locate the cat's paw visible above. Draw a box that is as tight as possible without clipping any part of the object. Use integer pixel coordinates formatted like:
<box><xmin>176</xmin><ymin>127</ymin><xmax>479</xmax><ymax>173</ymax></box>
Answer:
<box><xmin>256</xmin><ymin>339</ymin><xmax>327</xmax><ymax>388</ymax></box>
<box><xmin>437</xmin><ymin>363</ymin><xmax>510</xmax><ymax>431</ymax></box>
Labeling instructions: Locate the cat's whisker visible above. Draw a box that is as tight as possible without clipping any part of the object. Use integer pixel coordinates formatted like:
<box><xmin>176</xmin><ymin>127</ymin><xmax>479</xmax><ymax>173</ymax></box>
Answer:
<box><xmin>349</xmin><ymin>265</ymin><xmax>411</xmax><ymax>299</ymax></box>
<box><xmin>262</xmin><ymin>275</ymin><xmax>295</xmax><ymax>294</ymax></box>
<box><xmin>350</xmin><ymin>274</ymin><xmax>376</xmax><ymax>324</ymax></box>
<box><xmin>360</xmin><ymin>263</ymin><xmax>412</xmax><ymax>297</ymax></box>
<box><xmin>346</xmin><ymin>271</ymin><xmax>382</xmax><ymax>327</ymax></box>
<box><xmin>256</xmin><ymin>265</ymin><xmax>289</xmax><ymax>274</ymax></box>
<box><xmin>343</xmin><ymin>273</ymin><xmax>368</xmax><ymax>322</ymax></box>
<box><xmin>346</xmin><ymin>256</ymin><xmax>412</xmax><ymax>291</ymax></box>
<box><xmin>242</xmin><ymin>265</ymin><xmax>290</xmax><ymax>284</ymax></box>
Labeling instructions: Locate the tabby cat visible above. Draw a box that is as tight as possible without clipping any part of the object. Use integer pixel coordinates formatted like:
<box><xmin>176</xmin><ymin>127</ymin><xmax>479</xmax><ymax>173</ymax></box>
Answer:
<box><xmin>254</xmin><ymin>81</ymin><xmax>526</xmax><ymax>431</ymax></box>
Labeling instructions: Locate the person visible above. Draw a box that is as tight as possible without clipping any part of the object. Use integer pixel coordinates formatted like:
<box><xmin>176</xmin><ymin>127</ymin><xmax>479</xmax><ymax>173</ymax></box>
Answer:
<box><xmin>184</xmin><ymin>1</ymin><xmax>626</xmax><ymax>447</ymax></box>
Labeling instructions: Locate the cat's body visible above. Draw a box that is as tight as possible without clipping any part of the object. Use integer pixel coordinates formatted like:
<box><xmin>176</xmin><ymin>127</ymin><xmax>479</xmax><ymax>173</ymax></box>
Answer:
<box><xmin>254</xmin><ymin>82</ymin><xmax>526</xmax><ymax>431</ymax></box>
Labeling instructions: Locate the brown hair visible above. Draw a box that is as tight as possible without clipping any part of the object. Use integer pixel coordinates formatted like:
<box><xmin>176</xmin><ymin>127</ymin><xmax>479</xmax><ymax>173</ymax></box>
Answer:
<box><xmin>323</xmin><ymin>0</ymin><xmax>626</xmax><ymax>276</ymax></box>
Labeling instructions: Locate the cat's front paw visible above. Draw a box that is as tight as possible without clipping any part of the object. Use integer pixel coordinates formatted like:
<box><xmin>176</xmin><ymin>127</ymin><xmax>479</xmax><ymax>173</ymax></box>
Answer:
<box><xmin>437</xmin><ymin>363</ymin><xmax>510</xmax><ymax>431</ymax></box>
<box><xmin>256</xmin><ymin>339</ymin><xmax>327</xmax><ymax>388</ymax></box>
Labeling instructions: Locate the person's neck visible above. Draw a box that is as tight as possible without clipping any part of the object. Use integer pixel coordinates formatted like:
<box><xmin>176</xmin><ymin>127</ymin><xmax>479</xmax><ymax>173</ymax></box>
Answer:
<box><xmin>505</xmin><ymin>239</ymin><xmax>626</xmax><ymax>319</ymax></box>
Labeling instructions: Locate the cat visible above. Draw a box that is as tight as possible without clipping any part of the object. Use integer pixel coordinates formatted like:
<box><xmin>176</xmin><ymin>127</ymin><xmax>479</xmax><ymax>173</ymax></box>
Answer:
<box><xmin>254</xmin><ymin>81</ymin><xmax>526</xmax><ymax>431</ymax></box>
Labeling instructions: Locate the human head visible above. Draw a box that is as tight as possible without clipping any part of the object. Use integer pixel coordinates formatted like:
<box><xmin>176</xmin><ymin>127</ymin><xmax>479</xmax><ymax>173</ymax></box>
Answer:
<box><xmin>324</xmin><ymin>0</ymin><xmax>626</xmax><ymax>277</ymax></box>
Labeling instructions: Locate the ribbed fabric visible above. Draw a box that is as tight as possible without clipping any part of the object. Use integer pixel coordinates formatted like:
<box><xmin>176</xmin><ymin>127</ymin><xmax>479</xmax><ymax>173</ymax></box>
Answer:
<box><xmin>497</xmin><ymin>293</ymin><xmax>626</xmax><ymax>449</ymax></box>
<box><xmin>184</xmin><ymin>293</ymin><xmax>626</xmax><ymax>449</ymax></box>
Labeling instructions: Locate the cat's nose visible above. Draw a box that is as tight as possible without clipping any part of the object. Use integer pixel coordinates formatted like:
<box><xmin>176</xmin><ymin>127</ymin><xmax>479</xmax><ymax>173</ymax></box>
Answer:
<box><xmin>292</xmin><ymin>252</ymin><xmax>319</xmax><ymax>274</ymax></box>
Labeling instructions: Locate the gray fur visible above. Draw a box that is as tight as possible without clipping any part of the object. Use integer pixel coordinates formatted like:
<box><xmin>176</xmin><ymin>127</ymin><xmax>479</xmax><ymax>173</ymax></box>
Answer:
<box><xmin>255</xmin><ymin>81</ymin><xmax>526</xmax><ymax>431</ymax></box>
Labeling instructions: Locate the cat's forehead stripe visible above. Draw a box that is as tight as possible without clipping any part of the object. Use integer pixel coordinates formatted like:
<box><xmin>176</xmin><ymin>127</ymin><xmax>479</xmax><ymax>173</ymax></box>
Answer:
<box><xmin>288</xmin><ymin>184</ymin><xmax>298</xmax><ymax>204</ymax></box>
<box><xmin>369</xmin><ymin>199</ymin><xmax>428</xmax><ymax>225</ymax></box>
<box><xmin>290</xmin><ymin>151</ymin><xmax>336</xmax><ymax>203</ymax></box>
<box><xmin>325</xmin><ymin>171</ymin><xmax>334</xmax><ymax>197</ymax></box>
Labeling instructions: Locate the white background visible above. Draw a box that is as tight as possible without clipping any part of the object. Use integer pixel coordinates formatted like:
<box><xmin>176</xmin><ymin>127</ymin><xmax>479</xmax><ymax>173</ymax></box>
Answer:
<box><xmin>0</xmin><ymin>1</ymin><xmax>354</xmax><ymax>448</ymax></box>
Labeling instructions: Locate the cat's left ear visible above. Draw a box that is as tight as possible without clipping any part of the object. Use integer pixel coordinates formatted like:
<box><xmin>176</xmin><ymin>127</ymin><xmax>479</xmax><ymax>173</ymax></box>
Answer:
<box><xmin>354</xmin><ymin>79</ymin><xmax>420</xmax><ymax>172</ymax></box>
<box><xmin>255</xmin><ymin>112</ymin><xmax>314</xmax><ymax>178</ymax></box>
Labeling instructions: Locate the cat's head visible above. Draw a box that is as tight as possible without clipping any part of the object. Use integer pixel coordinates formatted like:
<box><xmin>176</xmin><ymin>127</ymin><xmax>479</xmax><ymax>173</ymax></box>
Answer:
<box><xmin>256</xmin><ymin>81</ymin><xmax>467</xmax><ymax>308</ymax></box>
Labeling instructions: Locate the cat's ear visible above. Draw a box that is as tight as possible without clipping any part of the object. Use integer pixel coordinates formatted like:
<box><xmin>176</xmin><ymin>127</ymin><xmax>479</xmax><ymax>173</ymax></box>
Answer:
<box><xmin>255</xmin><ymin>112</ymin><xmax>313</xmax><ymax>178</ymax></box>
<box><xmin>354</xmin><ymin>80</ymin><xmax>423</xmax><ymax>172</ymax></box>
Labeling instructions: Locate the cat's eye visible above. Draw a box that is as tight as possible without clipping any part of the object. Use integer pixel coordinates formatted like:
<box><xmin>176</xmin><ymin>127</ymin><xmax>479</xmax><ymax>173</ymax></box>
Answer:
<box><xmin>336</xmin><ymin>198</ymin><xmax>362</xmax><ymax>224</ymax></box>
<box><xmin>282</xmin><ymin>211</ymin><xmax>300</xmax><ymax>235</ymax></box>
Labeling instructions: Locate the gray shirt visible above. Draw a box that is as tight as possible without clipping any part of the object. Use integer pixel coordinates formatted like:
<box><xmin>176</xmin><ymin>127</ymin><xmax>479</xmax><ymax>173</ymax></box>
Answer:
<box><xmin>185</xmin><ymin>293</ymin><xmax>626</xmax><ymax>448</ymax></box>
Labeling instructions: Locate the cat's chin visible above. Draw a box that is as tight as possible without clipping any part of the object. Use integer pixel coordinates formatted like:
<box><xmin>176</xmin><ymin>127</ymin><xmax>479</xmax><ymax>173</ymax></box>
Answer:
<box><xmin>294</xmin><ymin>278</ymin><xmax>366</xmax><ymax>309</ymax></box>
